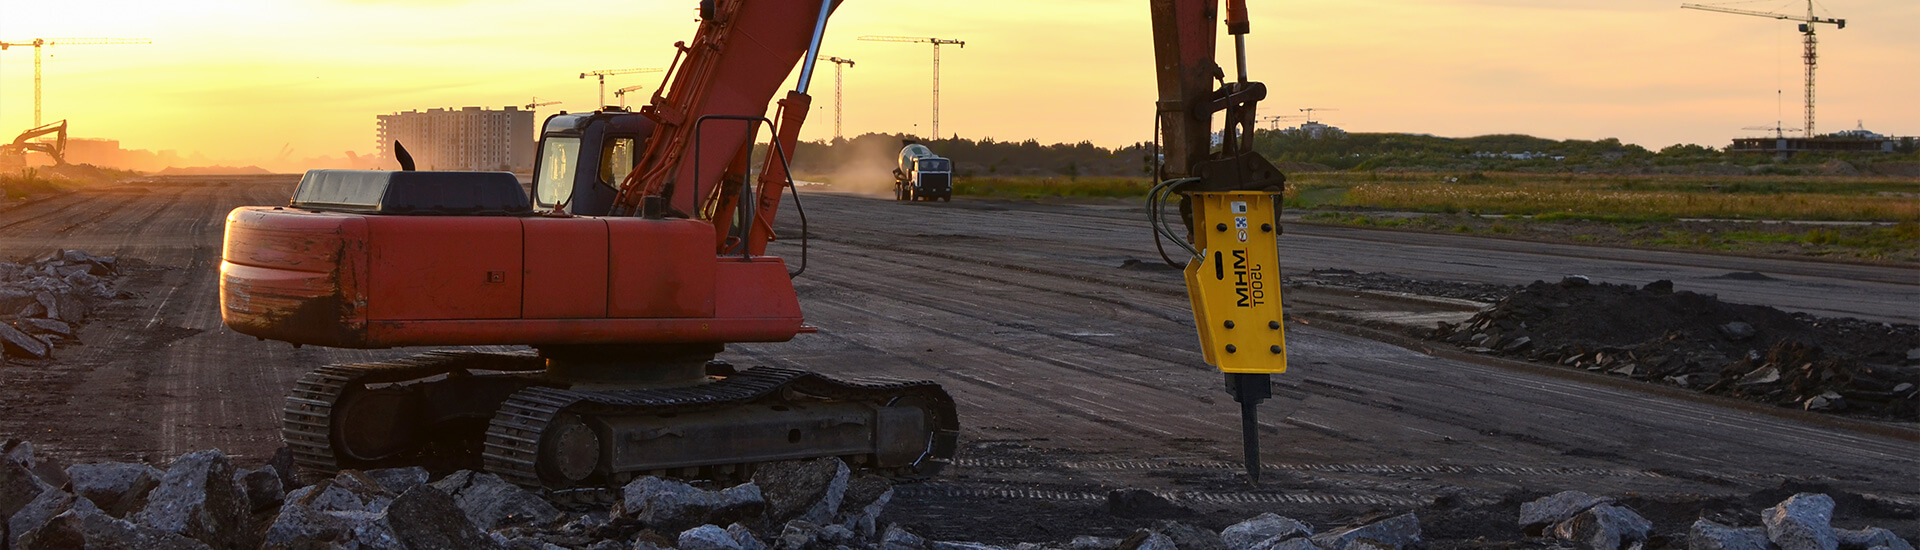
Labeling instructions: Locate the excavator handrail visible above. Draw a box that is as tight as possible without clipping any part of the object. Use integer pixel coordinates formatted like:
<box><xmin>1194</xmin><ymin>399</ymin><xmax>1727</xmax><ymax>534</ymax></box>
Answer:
<box><xmin>689</xmin><ymin>113</ymin><xmax>809</xmax><ymax>276</ymax></box>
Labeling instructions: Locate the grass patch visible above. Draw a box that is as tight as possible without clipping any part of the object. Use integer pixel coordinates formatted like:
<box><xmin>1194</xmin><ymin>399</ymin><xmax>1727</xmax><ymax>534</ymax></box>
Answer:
<box><xmin>1</xmin><ymin>169</ymin><xmax>65</xmax><ymax>200</ymax></box>
<box><xmin>1289</xmin><ymin>171</ymin><xmax>1919</xmax><ymax>222</ymax></box>
<box><xmin>953</xmin><ymin>176</ymin><xmax>1152</xmax><ymax>199</ymax></box>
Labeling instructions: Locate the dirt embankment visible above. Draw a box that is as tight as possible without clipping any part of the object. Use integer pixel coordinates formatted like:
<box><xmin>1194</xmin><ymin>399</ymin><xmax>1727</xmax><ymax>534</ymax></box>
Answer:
<box><xmin>1432</xmin><ymin>277</ymin><xmax>1920</xmax><ymax>421</ymax></box>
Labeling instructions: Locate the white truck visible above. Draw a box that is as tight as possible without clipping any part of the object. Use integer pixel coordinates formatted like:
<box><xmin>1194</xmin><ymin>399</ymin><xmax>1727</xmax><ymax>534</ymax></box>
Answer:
<box><xmin>892</xmin><ymin>142</ymin><xmax>952</xmax><ymax>202</ymax></box>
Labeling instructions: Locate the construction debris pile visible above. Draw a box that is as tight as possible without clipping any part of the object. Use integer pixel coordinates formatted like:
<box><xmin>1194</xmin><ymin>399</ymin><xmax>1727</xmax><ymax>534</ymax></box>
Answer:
<box><xmin>1514</xmin><ymin>490</ymin><xmax>1912</xmax><ymax>550</ymax></box>
<box><xmin>3</xmin><ymin>441</ymin><xmax>1912</xmax><ymax>550</ymax></box>
<box><xmin>0</xmin><ymin>250</ymin><xmax>121</xmax><ymax>362</ymax></box>
<box><xmin>1432</xmin><ymin>277</ymin><xmax>1920</xmax><ymax>420</ymax></box>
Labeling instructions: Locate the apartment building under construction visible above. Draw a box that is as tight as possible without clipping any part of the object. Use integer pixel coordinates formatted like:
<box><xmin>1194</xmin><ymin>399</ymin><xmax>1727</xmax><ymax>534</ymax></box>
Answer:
<box><xmin>375</xmin><ymin>106</ymin><xmax>536</xmax><ymax>172</ymax></box>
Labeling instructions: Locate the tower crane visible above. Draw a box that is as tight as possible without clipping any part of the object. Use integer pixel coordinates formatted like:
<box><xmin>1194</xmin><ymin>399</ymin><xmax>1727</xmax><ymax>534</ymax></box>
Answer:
<box><xmin>613</xmin><ymin>85</ymin><xmax>645</xmax><ymax>109</ymax></box>
<box><xmin>1259</xmin><ymin>114</ymin><xmax>1304</xmax><ymax>131</ymax></box>
<box><xmin>1298</xmin><ymin>107</ymin><xmax>1337</xmax><ymax>124</ymax></box>
<box><xmin>578</xmin><ymin>68</ymin><xmax>663</xmax><ymax>108</ymax></box>
<box><xmin>858</xmin><ymin>36</ymin><xmax>964</xmax><ymax>139</ymax></box>
<box><xmin>817</xmin><ymin>56</ymin><xmax>855</xmax><ymax>141</ymax></box>
<box><xmin>1681</xmin><ymin>1</ymin><xmax>1845</xmax><ymax>136</ymax></box>
<box><xmin>0</xmin><ymin>38</ymin><xmax>151</xmax><ymax>126</ymax></box>
<box><xmin>524</xmin><ymin>97</ymin><xmax>561</xmax><ymax>110</ymax></box>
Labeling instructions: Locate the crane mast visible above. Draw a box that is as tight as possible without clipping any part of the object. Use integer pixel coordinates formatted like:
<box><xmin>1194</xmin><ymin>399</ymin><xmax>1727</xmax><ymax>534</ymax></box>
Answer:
<box><xmin>858</xmin><ymin>36</ymin><xmax>965</xmax><ymax>140</ymax></box>
<box><xmin>1681</xmin><ymin>1</ymin><xmax>1846</xmax><ymax>136</ymax></box>
<box><xmin>0</xmin><ymin>38</ymin><xmax>150</xmax><ymax>127</ymax></box>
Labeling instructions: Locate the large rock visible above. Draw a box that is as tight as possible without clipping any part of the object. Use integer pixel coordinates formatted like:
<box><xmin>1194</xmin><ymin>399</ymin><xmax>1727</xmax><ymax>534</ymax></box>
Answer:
<box><xmin>681</xmin><ymin>524</ymin><xmax>744</xmax><ymax>550</ymax></box>
<box><xmin>752</xmin><ymin>458</ymin><xmax>850</xmax><ymax>525</ymax></box>
<box><xmin>0</xmin><ymin>322</ymin><xmax>50</xmax><ymax>359</ymax></box>
<box><xmin>617</xmin><ymin>476</ymin><xmax>765</xmax><ymax>533</ymax></box>
<box><xmin>429</xmin><ymin>470</ymin><xmax>563</xmax><ymax>531</ymax></box>
<box><xmin>1223</xmin><ymin>513</ymin><xmax>1314</xmax><ymax>549</ymax></box>
<box><xmin>728</xmin><ymin>522</ymin><xmax>770</xmax><ymax>550</ymax></box>
<box><xmin>1835</xmin><ymin>526</ymin><xmax>1912</xmax><ymax>550</ymax></box>
<box><xmin>233</xmin><ymin>466</ymin><xmax>285</xmax><ymax>514</ymax></box>
<box><xmin>19</xmin><ymin>496</ymin><xmax>209</xmax><ymax>550</ymax></box>
<box><xmin>261</xmin><ymin>479</ymin><xmax>403</xmax><ymax>550</ymax></box>
<box><xmin>131</xmin><ymin>450</ymin><xmax>250</xmax><ymax>550</ymax></box>
<box><xmin>835</xmin><ymin>474</ymin><xmax>894</xmax><ymax>539</ymax></box>
<box><xmin>1152</xmin><ymin>520</ymin><xmax>1227</xmax><ymax>550</ymax></box>
<box><xmin>1689</xmin><ymin>519</ymin><xmax>1770</xmax><ymax>550</ymax></box>
<box><xmin>775</xmin><ymin>519</ymin><xmax>821</xmax><ymax>550</ymax></box>
<box><xmin>364</xmin><ymin>467</ymin><xmax>429</xmax><ymax>495</ymax></box>
<box><xmin>266</xmin><ymin>447</ymin><xmax>300</xmax><ymax>490</ymax></box>
<box><xmin>1835</xmin><ymin>528</ymin><xmax>1914</xmax><ymax>550</ymax></box>
<box><xmin>383</xmin><ymin>484</ymin><xmax>501</xmax><ymax>550</ymax></box>
<box><xmin>8</xmin><ymin>489</ymin><xmax>74</xmax><ymax>547</ymax></box>
<box><xmin>1</xmin><ymin>447</ymin><xmax>56</xmax><ymax>522</ymax></box>
<box><xmin>1552</xmin><ymin>504</ymin><xmax>1650</xmax><ymax>550</ymax></box>
<box><xmin>1764</xmin><ymin>493</ymin><xmax>1839</xmax><ymax>550</ymax></box>
<box><xmin>1519</xmin><ymin>491</ymin><xmax>1615</xmax><ymax>536</ymax></box>
<box><xmin>66</xmin><ymin>462</ymin><xmax>164</xmax><ymax>518</ymax></box>
<box><xmin>18</xmin><ymin>318</ymin><xmax>73</xmax><ymax>338</ymax></box>
<box><xmin>883</xmin><ymin>524</ymin><xmax>932</xmax><ymax>550</ymax></box>
<box><xmin>1310</xmin><ymin>513</ymin><xmax>1422</xmax><ymax>550</ymax></box>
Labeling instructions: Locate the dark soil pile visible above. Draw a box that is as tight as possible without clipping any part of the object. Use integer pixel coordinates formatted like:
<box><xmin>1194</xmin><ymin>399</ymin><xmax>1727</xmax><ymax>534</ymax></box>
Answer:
<box><xmin>1432</xmin><ymin>277</ymin><xmax>1920</xmax><ymax>421</ymax></box>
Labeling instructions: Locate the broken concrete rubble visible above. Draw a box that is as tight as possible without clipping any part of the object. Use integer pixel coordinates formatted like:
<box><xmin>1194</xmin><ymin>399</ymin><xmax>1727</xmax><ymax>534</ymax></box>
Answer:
<box><xmin>233</xmin><ymin>466</ymin><xmax>284</xmax><ymax>515</ymax></box>
<box><xmin>429</xmin><ymin>469</ymin><xmax>562</xmax><ymax>532</ymax></box>
<box><xmin>131</xmin><ymin>449</ymin><xmax>249</xmax><ymax>550</ymax></box>
<box><xmin>1689</xmin><ymin>519</ymin><xmax>1771</xmax><ymax>550</ymax></box>
<box><xmin>1222</xmin><ymin>513</ymin><xmax>1314</xmax><ymax>549</ymax></box>
<box><xmin>0</xmin><ymin>250</ymin><xmax>125</xmax><ymax>361</ymax></box>
<box><xmin>618</xmin><ymin>476</ymin><xmax>765</xmax><ymax>534</ymax></box>
<box><xmin>752</xmin><ymin>457</ymin><xmax>849</xmax><ymax>526</ymax></box>
<box><xmin>19</xmin><ymin>496</ymin><xmax>209</xmax><ymax>550</ymax></box>
<box><xmin>1552</xmin><ymin>503</ymin><xmax>1651</xmax><ymax>550</ymax></box>
<box><xmin>1765</xmin><ymin>492</ymin><xmax>1840</xmax><ymax>550</ymax></box>
<box><xmin>1518</xmin><ymin>490</ymin><xmax>1615</xmax><ymax>536</ymax></box>
<box><xmin>9</xmin><ymin>443</ymin><xmax>1910</xmax><ymax>550</ymax></box>
<box><xmin>1308</xmin><ymin>513</ymin><xmax>1422</xmax><ymax>550</ymax></box>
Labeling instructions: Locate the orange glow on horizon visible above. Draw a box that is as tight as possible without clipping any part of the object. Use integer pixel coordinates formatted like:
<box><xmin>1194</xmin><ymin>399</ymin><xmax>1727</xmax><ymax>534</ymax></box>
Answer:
<box><xmin>2</xmin><ymin>0</ymin><xmax>1914</xmax><ymax>171</ymax></box>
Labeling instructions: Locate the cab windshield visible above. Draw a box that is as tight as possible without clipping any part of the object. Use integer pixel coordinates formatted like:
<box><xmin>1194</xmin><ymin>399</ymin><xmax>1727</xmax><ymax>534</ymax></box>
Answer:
<box><xmin>534</xmin><ymin>137</ymin><xmax>581</xmax><ymax>208</ymax></box>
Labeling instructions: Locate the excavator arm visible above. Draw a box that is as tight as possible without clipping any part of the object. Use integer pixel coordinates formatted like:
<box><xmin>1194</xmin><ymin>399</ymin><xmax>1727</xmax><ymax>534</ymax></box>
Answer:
<box><xmin>1148</xmin><ymin>0</ymin><xmax>1289</xmax><ymax>485</ymax></box>
<box><xmin>611</xmin><ymin>0</ymin><xmax>834</xmax><ymax>257</ymax></box>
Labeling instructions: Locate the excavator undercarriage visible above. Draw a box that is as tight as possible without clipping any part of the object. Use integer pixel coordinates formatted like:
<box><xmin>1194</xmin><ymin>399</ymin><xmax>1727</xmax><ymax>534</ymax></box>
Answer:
<box><xmin>284</xmin><ymin>350</ymin><xmax>957</xmax><ymax>489</ymax></box>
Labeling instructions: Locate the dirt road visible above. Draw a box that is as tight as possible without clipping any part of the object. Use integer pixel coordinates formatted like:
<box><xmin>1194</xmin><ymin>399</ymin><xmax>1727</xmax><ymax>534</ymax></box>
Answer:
<box><xmin>0</xmin><ymin>177</ymin><xmax>1912</xmax><ymax>544</ymax></box>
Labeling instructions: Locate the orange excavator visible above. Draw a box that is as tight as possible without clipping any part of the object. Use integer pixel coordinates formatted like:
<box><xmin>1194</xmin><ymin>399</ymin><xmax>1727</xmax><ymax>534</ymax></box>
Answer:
<box><xmin>220</xmin><ymin>0</ymin><xmax>1281</xmax><ymax>488</ymax></box>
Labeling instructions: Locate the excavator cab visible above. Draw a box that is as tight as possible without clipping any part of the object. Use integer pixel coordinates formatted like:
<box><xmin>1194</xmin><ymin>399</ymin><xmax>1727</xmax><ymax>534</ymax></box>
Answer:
<box><xmin>530</xmin><ymin>109</ymin><xmax>655</xmax><ymax>216</ymax></box>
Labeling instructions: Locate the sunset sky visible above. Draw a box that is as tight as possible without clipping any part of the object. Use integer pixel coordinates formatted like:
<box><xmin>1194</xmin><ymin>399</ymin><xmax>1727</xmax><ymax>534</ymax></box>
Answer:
<box><xmin>2</xmin><ymin>0</ymin><xmax>1915</xmax><ymax>167</ymax></box>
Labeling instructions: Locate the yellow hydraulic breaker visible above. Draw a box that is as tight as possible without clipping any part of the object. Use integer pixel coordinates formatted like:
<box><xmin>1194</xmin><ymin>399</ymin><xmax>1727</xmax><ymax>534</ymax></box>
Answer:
<box><xmin>1181</xmin><ymin>191</ymin><xmax>1286</xmax><ymax>484</ymax></box>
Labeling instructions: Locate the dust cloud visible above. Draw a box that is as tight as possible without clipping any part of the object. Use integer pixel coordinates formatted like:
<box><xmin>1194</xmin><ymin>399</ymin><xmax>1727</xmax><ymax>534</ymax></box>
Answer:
<box><xmin>804</xmin><ymin>137</ymin><xmax>897</xmax><ymax>196</ymax></box>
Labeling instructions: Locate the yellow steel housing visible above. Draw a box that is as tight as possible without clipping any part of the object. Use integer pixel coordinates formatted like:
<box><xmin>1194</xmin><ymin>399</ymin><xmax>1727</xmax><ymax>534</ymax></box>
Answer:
<box><xmin>1182</xmin><ymin>191</ymin><xmax>1287</xmax><ymax>374</ymax></box>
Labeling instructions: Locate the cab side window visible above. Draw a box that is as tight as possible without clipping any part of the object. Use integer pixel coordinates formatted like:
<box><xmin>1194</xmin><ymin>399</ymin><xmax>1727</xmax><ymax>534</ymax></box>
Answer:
<box><xmin>600</xmin><ymin>138</ymin><xmax>636</xmax><ymax>187</ymax></box>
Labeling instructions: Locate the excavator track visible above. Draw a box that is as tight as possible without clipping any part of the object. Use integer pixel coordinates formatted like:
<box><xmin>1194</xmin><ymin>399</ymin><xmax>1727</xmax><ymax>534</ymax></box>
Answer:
<box><xmin>283</xmin><ymin>351</ymin><xmax>544</xmax><ymax>474</ymax></box>
<box><xmin>285</xmin><ymin>351</ymin><xmax>958</xmax><ymax>490</ymax></box>
<box><xmin>483</xmin><ymin>366</ymin><xmax>958</xmax><ymax>490</ymax></box>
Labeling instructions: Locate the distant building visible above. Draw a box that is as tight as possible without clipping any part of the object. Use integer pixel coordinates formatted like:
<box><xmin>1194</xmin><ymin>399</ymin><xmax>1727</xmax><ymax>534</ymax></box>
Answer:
<box><xmin>1284</xmin><ymin>121</ymin><xmax>1347</xmax><ymax>140</ymax></box>
<box><xmin>1729</xmin><ymin>123</ymin><xmax>1913</xmax><ymax>158</ymax></box>
<box><xmin>65</xmin><ymin>138</ymin><xmax>122</xmax><ymax>167</ymax></box>
<box><xmin>376</xmin><ymin>106</ymin><xmax>535</xmax><ymax>172</ymax></box>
